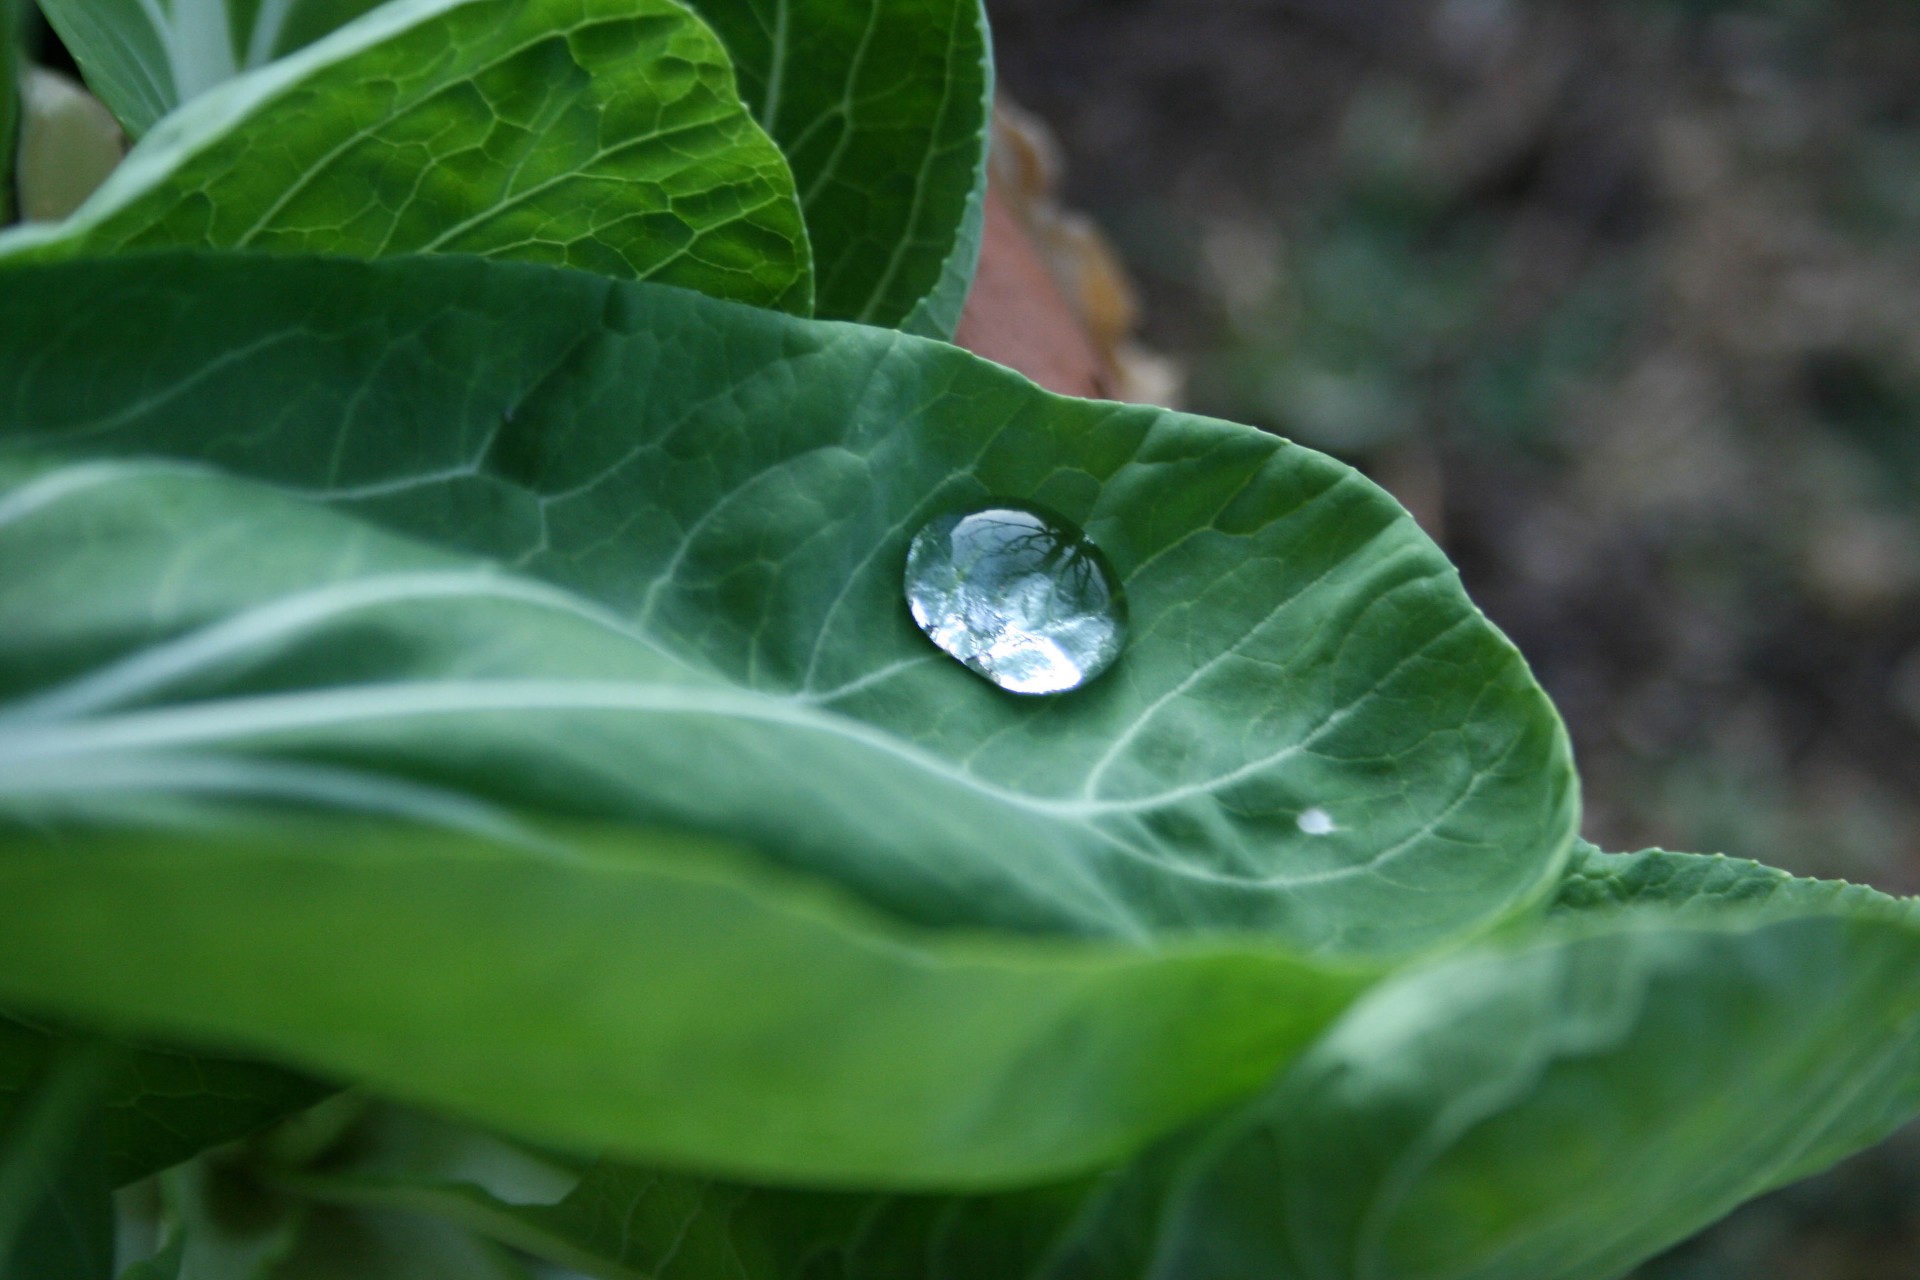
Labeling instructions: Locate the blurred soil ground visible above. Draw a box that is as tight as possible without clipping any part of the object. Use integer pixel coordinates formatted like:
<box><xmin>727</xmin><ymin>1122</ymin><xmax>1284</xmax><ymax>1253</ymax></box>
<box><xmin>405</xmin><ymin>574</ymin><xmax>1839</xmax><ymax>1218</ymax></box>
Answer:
<box><xmin>985</xmin><ymin>0</ymin><xmax>1920</xmax><ymax>1274</ymax></box>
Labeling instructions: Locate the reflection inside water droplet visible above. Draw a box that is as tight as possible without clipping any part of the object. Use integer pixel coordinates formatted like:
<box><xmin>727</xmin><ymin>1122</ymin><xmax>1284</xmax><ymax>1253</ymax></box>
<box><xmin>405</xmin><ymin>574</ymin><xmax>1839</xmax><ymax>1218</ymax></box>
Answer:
<box><xmin>1297</xmin><ymin>808</ymin><xmax>1336</xmax><ymax>836</ymax></box>
<box><xmin>904</xmin><ymin>502</ymin><xmax>1128</xmax><ymax>695</ymax></box>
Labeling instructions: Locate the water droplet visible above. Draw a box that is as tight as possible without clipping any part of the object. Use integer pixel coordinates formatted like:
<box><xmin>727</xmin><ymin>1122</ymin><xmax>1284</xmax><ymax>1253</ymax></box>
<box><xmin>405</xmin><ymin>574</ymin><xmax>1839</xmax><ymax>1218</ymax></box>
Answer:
<box><xmin>1297</xmin><ymin>808</ymin><xmax>1336</xmax><ymax>836</ymax></box>
<box><xmin>904</xmin><ymin>502</ymin><xmax>1128</xmax><ymax>695</ymax></box>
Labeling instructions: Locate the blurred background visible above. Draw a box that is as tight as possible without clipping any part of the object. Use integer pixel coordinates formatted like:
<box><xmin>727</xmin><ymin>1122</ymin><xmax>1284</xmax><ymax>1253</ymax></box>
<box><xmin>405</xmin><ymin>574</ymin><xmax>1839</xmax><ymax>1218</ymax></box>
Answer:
<box><xmin>984</xmin><ymin>0</ymin><xmax>1920</xmax><ymax>1275</ymax></box>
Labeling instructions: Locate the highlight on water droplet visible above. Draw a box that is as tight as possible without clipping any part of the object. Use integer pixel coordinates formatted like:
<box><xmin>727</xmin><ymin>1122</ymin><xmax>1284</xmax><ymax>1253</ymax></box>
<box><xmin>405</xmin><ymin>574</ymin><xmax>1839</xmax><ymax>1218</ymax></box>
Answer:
<box><xmin>1297</xmin><ymin>808</ymin><xmax>1336</xmax><ymax>836</ymax></box>
<box><xmin>903</xmin><ymin>501</ymin><xmax>1128</xmax><ymax>695</ymax></box>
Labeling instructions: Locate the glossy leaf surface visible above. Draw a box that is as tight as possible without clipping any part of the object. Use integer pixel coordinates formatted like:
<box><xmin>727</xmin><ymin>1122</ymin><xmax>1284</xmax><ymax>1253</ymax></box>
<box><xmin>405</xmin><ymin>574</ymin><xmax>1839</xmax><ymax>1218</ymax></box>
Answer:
<box><xmin>0</xmin><ymin>251</ymin><xmax>1578</xmax><ymax>961</ymax></box>
<box><xmin>7</xmin><ymin>0</ymin><xmax>812</xmax><ymax>313</ymax></box>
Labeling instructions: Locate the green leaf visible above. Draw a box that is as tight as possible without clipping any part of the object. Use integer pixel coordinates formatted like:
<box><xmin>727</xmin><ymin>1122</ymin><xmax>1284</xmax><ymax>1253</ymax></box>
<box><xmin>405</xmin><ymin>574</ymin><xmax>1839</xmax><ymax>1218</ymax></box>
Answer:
<box><xmin>1550</xmin><ymin>841</ymin><xmax>1915</xmax><ymax>926</ymax></box>
<box><xmin>100</xmin><ymin>1053</ymin><xmax>328</xmax><ymax>1189</ymax></box>
<box><xmin>1547</xmin><ymin>846</ymin><xmax>1920</xmax><ymax>1190</ymax></box>
<box><xmin>897</xmin><ymin>135</ymin><xmax>989</xmax><ymax>340</ymax></box>
<box><xmin>6</xmin><ymin>0</ymin><xmax>813</xmax><ymax>313</ymax></box>
<box><xmin>35</xmin><ymin>0</ymin><xmax>386</xmax><ymax>136</ymax></box>
<box><xmin>0</xmin><ymin>1039</ymin><xmax>115</xmax><ymax>1280</ymax></box>
<box><xmin>1052</xmin><ymin>867</ymin><xmax>1920</xmax><ymax>1280</ymax></box>
<box><xmin>0</xmin><ymin>1018</ymin><xmax>329</xmax><ymax>1187</ymax></box>
<box><xmin>40</xmin><ymin>0</ymin><xmax>987</xmax><ymax>331</ymax></box>
<box><xmin>0</xmin><ymin>251</ymin><xmax>1577</xmax><ymax>961</ymax></box>
<box><xmin>687</xmin><ymin>0</ymin><xmax>993</xmax><ymax>333</ymax></box>
<box><xmin>0</xmin><ymin>804</ymin><xmax>1366</xmax><ymax>1186</ymax></box>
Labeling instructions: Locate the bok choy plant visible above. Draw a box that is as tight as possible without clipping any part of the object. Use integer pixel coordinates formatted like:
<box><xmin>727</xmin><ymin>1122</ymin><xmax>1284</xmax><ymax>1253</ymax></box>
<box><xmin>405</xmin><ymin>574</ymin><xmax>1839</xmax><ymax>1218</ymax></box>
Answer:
<box><xmin>0</xmin><ymin>1</ymin><xmax>1914</xmax><ymax>1277</ymax></box>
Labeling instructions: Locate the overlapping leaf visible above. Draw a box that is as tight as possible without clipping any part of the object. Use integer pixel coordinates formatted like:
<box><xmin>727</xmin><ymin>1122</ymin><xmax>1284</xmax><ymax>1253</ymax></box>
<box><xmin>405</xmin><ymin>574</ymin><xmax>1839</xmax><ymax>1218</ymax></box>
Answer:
<box><xmin>1036</xmin><ymin>853</ymin><xmax>1920</xmax><ymax>1280</ymax></box>
<box><xmin>1549</xmin><ymin>842</ymin><xmax>1915</xmax><ymax>927</ymax></box>
<box><xmin>0</xmin><ymin>797</ymin><xmax>1365</xmax><ymax>1185</ymax></box>
<box><xmin>690</xmin><ymin>0</ymin><xmax>993</xmax><ymax>333</ymax></box>
<box><xmin>0</xmin><ymin>251</ymin><xmax>1576</xmax><ymax>959</ymax></box>
<box><xmin>0</xmin><ymin>1019</ymin><xmax>327</xmax><ymax>1188</ymax></box>
<box><xmin>4</xmin><ymin>0</ymin><xmax>813</xmax><ymax>312</ymax></box>
<box><xmin>91</xmin><ymin>861</ymin><xmax>1920</xmax><ymax>1280</ymax></box>
<box><xmin>38</xmin><ymin>0</ymin><xmax>990</xmax><ymax>333</ymax></box>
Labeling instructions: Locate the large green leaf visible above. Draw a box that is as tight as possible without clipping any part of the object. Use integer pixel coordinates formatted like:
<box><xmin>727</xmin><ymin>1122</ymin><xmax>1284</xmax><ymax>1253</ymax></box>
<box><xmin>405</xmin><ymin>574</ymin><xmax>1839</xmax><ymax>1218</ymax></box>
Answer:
<box><xmin>0</xmin><ymin>793</ymin><xmax>1362</xmax><ymax>1184</ymax></box>
<box><xmin>5</xmin><ymin>0</ymin><xmax>812</xmax><ymax>313</ymax></box>
<box><xmin>689</xmin><ymin>0</ymin><xmax>993</xmax><ymax>333</ymax></box>
<box><xmin>1547</xmin><ymin>845</ymin><xmax>1920</xmax><ymax>1190</ymax></box>
<box><xmin>36</xmin><ymin>0</ymin><xmax>385</xmax><ymax>136</ymax></box>
<box><xmin>0</xmin><ymin>1019</ymin><xmax>328</xmax><ymax>1187</ymax></box>
<box><xmin>0</xmin><ymin>251</ymin><xmax>1577</xmax><ymax>960</ymax></box>
<box><xmin>1043</xmin><ymin>862</ymin><xmax>1920</xmax><ymax>1280</ymax></box>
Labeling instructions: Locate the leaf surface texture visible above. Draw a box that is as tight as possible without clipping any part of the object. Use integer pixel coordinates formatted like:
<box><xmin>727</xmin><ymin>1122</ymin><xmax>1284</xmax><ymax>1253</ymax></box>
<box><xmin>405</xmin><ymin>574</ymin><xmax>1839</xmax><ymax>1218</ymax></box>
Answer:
<box><xmin>11</xmin><ymin>0</ymin><xmax>813</xmax><ymax>312</ymax></box>
<box><xmin>0</xmin><ymin>251</ymin><xmax>1577</xmax><ymax>960</ymax></box>
<box><xmin>689</xmin><ymin>0</ymin><xmax>993</xmax><ymax>332</ymax></box>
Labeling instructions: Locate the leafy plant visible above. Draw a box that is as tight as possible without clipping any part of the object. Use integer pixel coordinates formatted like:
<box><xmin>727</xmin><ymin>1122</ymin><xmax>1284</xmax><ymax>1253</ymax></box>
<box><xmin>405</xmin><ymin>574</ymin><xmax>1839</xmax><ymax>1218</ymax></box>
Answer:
<box><xmin>0</xmin><ymin>2</ymin><xmax>1913</xmax><ymax>1277</ymax></box>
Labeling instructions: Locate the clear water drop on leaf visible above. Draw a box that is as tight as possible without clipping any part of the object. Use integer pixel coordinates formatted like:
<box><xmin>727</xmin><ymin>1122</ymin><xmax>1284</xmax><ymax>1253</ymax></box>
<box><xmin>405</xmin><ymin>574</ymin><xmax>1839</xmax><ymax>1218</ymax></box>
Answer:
<box><xmin>904</xmin><ymin>503</ymin><xmax>1128</xmax><ymax>695</ymax></box>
